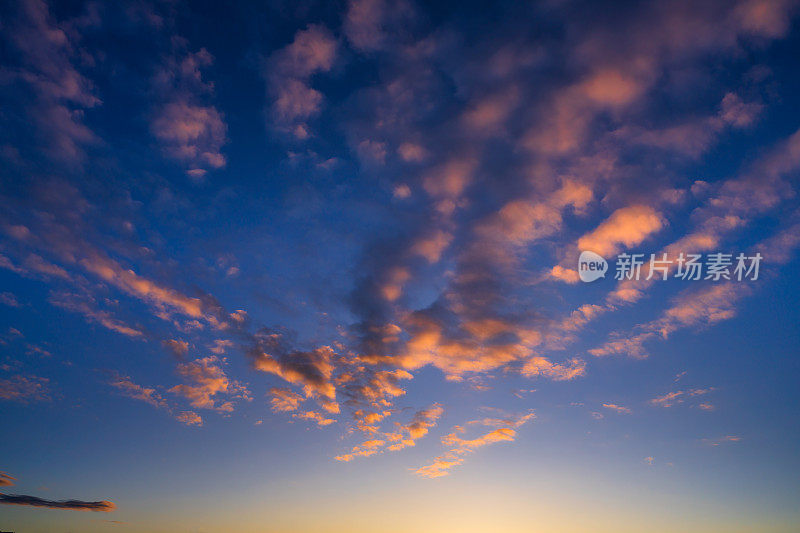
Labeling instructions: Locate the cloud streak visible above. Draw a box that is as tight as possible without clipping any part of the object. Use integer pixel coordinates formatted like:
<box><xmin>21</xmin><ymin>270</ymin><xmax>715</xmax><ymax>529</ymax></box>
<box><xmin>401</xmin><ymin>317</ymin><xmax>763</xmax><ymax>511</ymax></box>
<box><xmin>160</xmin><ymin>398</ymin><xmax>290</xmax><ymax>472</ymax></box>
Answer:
<box><xmin>0</xmin><ymin>493</ymin><xmax>116</xmax><ymax>512</ymax></box>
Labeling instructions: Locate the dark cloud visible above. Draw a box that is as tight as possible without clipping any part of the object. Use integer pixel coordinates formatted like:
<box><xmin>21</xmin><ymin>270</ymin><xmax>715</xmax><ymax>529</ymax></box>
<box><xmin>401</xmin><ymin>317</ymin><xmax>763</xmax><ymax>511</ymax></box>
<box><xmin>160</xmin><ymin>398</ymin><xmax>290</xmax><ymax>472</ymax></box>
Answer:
<box><xmin>0</xmin><ymin>493</ymin><xmax>116</xmax><ymax>512</ymax></box>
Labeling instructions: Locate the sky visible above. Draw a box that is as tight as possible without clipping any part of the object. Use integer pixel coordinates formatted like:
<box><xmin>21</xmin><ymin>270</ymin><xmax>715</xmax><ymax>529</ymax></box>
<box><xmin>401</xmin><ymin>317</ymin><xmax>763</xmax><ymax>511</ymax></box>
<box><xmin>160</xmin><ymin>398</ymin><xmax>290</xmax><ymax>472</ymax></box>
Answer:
<box><xmin>1</xmin><ymin>0</ymin><xmax>800</xmax><ymax>531</ymax></box>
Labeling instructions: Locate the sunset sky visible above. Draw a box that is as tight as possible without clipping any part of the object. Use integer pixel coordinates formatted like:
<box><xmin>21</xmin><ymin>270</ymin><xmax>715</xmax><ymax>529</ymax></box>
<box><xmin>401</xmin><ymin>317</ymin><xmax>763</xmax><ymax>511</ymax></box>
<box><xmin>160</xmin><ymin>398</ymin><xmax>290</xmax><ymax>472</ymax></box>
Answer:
<box><xmin>1</xmin><ymin>0</ymin><xmax>800</xmax><ymax>531</ymax></box>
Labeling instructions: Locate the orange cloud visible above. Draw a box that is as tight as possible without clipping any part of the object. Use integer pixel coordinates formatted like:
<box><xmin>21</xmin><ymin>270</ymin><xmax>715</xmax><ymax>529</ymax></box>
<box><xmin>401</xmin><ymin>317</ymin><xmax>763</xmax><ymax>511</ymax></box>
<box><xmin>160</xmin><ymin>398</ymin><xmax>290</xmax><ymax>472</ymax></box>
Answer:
<box><xmin>602</xmin><ymin>403</ymin><xmax>632</xmax><ymax>414</ymax></box>
<box><xmin>80</xmin><ymin>254</ymin><xmax>213</xmax><ymax>324</ymax></box>
<box><xmin>0</xmin><ymin>375</ymin><xmax>49</xmax><ymax>402</ymax></box>
<box><xmin>151</xmin><ymin>101</ymin><xmax>227</xmax><ymax>173</ymax></box>
<box><xmin>411</xmin><ymin>230</ymin><xmax>453</xmax><ymax>263</ymax></box>
<box><xmin>109</xmin><ymin>374</ymin><xmax>168</xmax><ymax>409</ymax></box>
<box><xmin>169</xmin><ymin>356</ymin><xmax>250</xmax><ymax>412</ymax></box>
<box><xmin>415</xmin><ymin>411</ymin><xmax>535</xmax><ymax>478</ymax></box>
<box><xmin>162</xmin><ymin>339</ymin><xmax>189</xmax><ymax>358</ymax></box>
<box><xmin>293</xmin><ymin>410</ymin><xmax>336</xmax><ymax>426</ymax></box>
<box><xmin>269</xmin><ymin>387</ymin><xmax>304</xmax><ymax>413</ymax></box>
<box><xmin>580</xmin><ymin>69</ymin><xmax>645</xmax><ymax>107</ymax></box>
<box><xmin>174</xmin><ymin>411</ymin><xmax>203</xmax><ymax>426</ymax></box>
<box><xmin>577</xmin><ymin>205</ymin><xmax>664</xmax><ymax>258</ymax></box>
<box><xmin>649</xmin><ymin>388</ymin><xmax>713</xmax><ymax>408</ymax></box>
<box><xmin>251</xmin><ymin>334</ymin><xmax>337</xmax><ymax>401</ymax></box>
<box><xmin>49</xmin><ymin>292</ymin><xmax>145</xmax><ymax>339</ymax></box>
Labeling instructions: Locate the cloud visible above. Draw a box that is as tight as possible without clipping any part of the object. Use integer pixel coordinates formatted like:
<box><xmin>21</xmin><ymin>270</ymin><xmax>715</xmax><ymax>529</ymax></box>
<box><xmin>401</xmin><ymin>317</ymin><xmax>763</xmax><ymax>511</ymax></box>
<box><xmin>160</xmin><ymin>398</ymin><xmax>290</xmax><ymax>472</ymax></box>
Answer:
<box><xmin>151</xmin><ymin>101</ymin><xmax>227</xmax><ymax>176</ymax></box>
<box><xmin>169</xmin><ymin>356</ymin><xmax>250</xmax><ymax>412</ymax></box>
<box><xmin>592</xmin><ymin>231</ymin><xmax>798</xmax><ymax>359</ymax></box>
<box><xmin>49</xmin><ymin>291</ymin><xmax>145</xmax><ymax>339</ymax></box>
<box><xmin>335</xmin><ymin>437</ymin><xmax>386</xmax><ymax>461</ymax></box>
<box><xmin>163</xmin><ymin>339</ymin><xmax>190</xmax><ymax>359</ymax></box>
<box><xmin>109</xmin><ymin>374</ymin><xmax>168</xmax><ymax>409</ymax></box>
<box><xmin>0</xmin><ymin>375</ymin><xmax>50</xmax><ymax>402</ymax></box>
<box><xmin>344</xmin><ymin>0</ymin><xmax>416</xmax><ymax>52</ymax></box>
<box><xmin>0</xmin><ymin>493</ymin><xmax>115</xmax><ymax>512</ymax></box>
<box><xmin>344</xmin><ymin>0</ymin><xmax>387</xmax><ymax>51</ymax></box>
<box><xmin>249</xmin><ymin>330</ymin><xmax>337</xmax><ymax>402</ymax></box>
<box><xmin>294</xmin><ymin>410</ymin><xmax>336</xmax><ymax>426</ymax></box>
<box><xmin>0</xmin><ymin>210</ymin><xmax>236</xmax><ymax>335</ymax></box>
<box><xmin>411</xmin><ymin>230</ymin><xmax>453</xmax><ymax>263</ymax></box>
<box><xmin>335</xmin><ymin>403</ymin><xmax>443</xmax><ymax>459</ymax></box>
<box><xmin>1</xmin><ymin>0</ymin><xmax>799</xmax><ymax>484</ymax></box>
<box><xmin>404</xmin><ymin>403</ymin><xmax>444</xmax><ymax>439</ymax></box>
<box><xmin>467</xmin><ymin>411</ymin><xmax>536</xmax><ymax>429</ymax></box>
<box><xmin>151</xmin><ymin>45</ymin><xmax>227</xmax><ymax>178</ymax></box>
<box><xmin>0</xmin><ymin>0</ymin><xmax>100</xmax><ymax>162</ymax></box>
<box><xmin>108</xmin><ymin>374</ymin><xmax>204</xmax><ymax>426</ymax></box>
<box><xmin>266</xmin><ymin>25</ymin><xmax>337</xmax><ymax>137</ymax></box>
<box><xmin>77</xmin><ymin>253</ymin><xmax>224</xmax><ymax>327</ymax></box>
<box><xmin>384</xmin><ymin>403</ymin><xmax>443</xmax><ymax>451</ymax></box>
<box><xmin>174</xmin><ymin>411</ymin><xmax>203</xmax><ymax>426</ymax></box>
<box><xmin>602</xmin><ymin>403</ymin><xmax>632</xmax><ymax>414</ymax></box>
<box><xmin>577</xmin><ymin>205</ymin><xmax>665</xmax><ymax>258</ymax></box>
<box><xmin>649</xmin><ymin>388</ymin><xmax>713</xmax><ymax>408</ymax></box>
<box><xmin>269</xmin><ymin>387</ymin><xmax>305</xmax><ymax>413</ymax></box>
<box><xmin>415</xmin><ymin>411</ymin><xmax>535</xmax><ymax>478</ymax></box>
<box><xmin>0</xmin><ymin>473</ymin><xmax>16</xmax><ymax>487</ymax></box>
<box><xmin>702</xmin><ymin>435</ymin><xmax>742</xmax><ymax>446</ymax></box>
<box><xmin>0</xmin><ymin>292</ymin><xmax>20</xmax><ymax>307</ymax></box>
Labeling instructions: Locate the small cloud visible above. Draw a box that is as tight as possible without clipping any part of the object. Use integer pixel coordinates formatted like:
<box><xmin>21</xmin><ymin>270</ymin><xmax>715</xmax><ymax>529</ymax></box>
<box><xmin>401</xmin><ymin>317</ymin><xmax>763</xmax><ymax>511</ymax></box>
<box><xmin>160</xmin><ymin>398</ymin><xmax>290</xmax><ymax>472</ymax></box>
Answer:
<box><xmin>602</xmin><ymin>403</ymin><xmax>632</xmax><ymax>414</ymax></box>
<box><xmin>649</xmin><ymin>388</ymin><xmax>713</xmax><ymax>408</ymax></box>
<box><xmin>702</xmin><ymin>435</ymin><xmax>742</xmax><ymax>446</ymax></box>
<box><xmin>0</xmin><ymin>494</ymin><xmax>115</xmax><ymax>512</ymax></box>
<box><xmin>0</xmin><ymin>472</ymin><xmax>16</xmax><ymax>487</ymax></box>
<box><xmin>397</xmin><ymin>143</ymin><xmax>427</xmax><ymax>163</ymax></box>
<box><xmin>109</xmin><ymin>374</ymin><xmax>167</xmax><ymax>409</ymax></box>
<box><xmin>269</xmin><ymin>387</ymin><xmax>304</xmax><ymax>413</ymax></box>
<box><xmin>175</xmin><ymin>411</ymin><xmax>203</xmax><ymax>426</ymax></box>
<box><xmin>162</xmin><ymin>339</ymin><xmax>189</xmax><ymax>359</ymax></box>
<box><xmin>577</xmin><ymin>205</ymin><xmax>665</xmax><ymax>258</ymax></box>
<box><xmin>293</xmin><ymin>410</ymin><xmax>336</xmax><ymax>426</ymax></box>
<box><xmin>0</xmin><ymin>375</ymin><xmax>50</xmax><ymax>402</ymax></box>
<box><xmin>393</xmin><ymin>184</ymin><xmax>412</xmax><ymax>199</ymax></box>
<box><xmin>169</xmin><ymin>356</ymin><xmax>250</xmax><ymax>412</ymax></box>
<box><xmin>415</xmin><ymin>410</ymin><xmax>534</xmax><ymax>478</ymax></box>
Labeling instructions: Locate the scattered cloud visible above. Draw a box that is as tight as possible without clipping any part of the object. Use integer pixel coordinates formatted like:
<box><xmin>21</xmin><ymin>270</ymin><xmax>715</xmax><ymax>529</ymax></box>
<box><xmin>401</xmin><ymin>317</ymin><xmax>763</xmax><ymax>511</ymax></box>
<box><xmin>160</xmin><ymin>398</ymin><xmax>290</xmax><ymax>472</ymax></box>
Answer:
<box><xmin>602</xmin><ymin>403</ymin><xmax>632</xmax><ymax>414</ymax></box>
<box><xmin>649</xmin><ymin>388</ymin><xmax>714</xmax><ymax>408</ymax></box>
<box><xmin>415</xmin><ymin>411</ymin><xmax>534</xmax><ymax>478</ymax></box>
<box><xmin>169</xmin><ymin>356</ymin><xmax>251</xmax><ymax>412</ymax></box>
<box><xmin>266</xmin><ymin>25</ymin><xmax>337</xmax><ymax>138</ymax></box>
<box><xmin>0</xmin><ymin>375</ymin><xmax>50</xmax><ymax>402</ymax></box>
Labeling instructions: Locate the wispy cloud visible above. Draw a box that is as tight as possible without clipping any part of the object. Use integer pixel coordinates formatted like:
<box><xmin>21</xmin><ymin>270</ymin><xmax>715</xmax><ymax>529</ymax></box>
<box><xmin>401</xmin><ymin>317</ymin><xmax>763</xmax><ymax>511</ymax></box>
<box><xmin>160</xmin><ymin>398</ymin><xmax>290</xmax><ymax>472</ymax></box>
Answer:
<box><xmin>415</xmin><ymin>411</ymin><xmax>535</xmax><ymax>478</ymax></box>
<box><xmin>0</xmin><ymin>493</ymin><xmax>115</xmax><ymax>512</ymax></box>
<box><xmin>0</xmin><ymin>375</ymin><xmax>50</xmax><ymax>402</ymax></box>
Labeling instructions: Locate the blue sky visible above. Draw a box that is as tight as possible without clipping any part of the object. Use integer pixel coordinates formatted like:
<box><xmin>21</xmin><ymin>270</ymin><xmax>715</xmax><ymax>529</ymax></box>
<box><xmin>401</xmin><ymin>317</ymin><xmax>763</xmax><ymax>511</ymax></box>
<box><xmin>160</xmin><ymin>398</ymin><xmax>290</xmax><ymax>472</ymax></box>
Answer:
<box><xmin>1</xmin><ymin>0</ymin><xmax>799</xmax><ymax>531</ymax></box>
